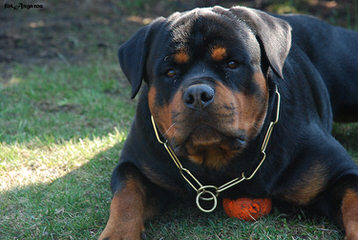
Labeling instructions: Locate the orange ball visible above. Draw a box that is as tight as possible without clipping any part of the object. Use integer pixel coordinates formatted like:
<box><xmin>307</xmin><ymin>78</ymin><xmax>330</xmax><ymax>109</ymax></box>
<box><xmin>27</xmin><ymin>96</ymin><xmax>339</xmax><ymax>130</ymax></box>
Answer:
<box><xmin>222</xmin><ymin>197</ymin><xmax>272</xmax><ymax>221</ymax></box>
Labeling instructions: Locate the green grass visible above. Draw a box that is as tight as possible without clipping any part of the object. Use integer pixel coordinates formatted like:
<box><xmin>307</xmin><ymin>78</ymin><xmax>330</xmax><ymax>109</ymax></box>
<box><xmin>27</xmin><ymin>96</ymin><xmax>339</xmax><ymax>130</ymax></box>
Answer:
<box><xmin>0</xmin><ymin>59</ymin><xmax>135</xmax><ymax>239</ymax></box>
<box><xmin>144</xmin><ymin>205</ymin><xmax>343</xmax><ymax>239</ymax></box>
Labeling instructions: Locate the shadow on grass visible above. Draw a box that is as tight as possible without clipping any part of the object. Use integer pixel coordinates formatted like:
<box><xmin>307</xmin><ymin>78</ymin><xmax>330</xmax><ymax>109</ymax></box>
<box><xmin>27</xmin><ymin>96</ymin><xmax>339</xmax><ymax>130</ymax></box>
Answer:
<box><xmin>0</xmin><ymin>142</ymin><xmax>123</xmax><ymax>239</ymax></box>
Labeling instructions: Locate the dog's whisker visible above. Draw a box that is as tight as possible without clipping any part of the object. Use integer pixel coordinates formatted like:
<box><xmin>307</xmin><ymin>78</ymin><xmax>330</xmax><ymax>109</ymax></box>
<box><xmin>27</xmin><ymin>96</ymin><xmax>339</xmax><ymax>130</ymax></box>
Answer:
<box><xmin>164</xmin><ymin>122</ymin><xmax>176</xmax><ymax>136</ymax></box>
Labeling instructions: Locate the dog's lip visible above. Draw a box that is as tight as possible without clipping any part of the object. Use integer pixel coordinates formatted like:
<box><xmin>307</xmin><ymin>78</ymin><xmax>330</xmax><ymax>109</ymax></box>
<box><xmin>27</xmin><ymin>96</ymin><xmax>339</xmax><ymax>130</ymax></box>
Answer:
<box><xmin>192</xmin><ymin>124</ymin><xmax>246</xmax><ymax>141</ymax></box>
<box><xmin>170</xmin><ymin>124</ymin><xmax>246</xmax><ymax>152</ymax></box>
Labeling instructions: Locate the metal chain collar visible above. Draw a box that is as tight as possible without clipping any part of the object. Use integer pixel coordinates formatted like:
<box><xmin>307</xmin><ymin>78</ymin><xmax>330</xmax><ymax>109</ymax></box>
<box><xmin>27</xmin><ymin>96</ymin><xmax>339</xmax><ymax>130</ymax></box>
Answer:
<box><xmin>150</xmin><ymin>86</ymin><xmax>281</xmax><ymax>213</ymax></box>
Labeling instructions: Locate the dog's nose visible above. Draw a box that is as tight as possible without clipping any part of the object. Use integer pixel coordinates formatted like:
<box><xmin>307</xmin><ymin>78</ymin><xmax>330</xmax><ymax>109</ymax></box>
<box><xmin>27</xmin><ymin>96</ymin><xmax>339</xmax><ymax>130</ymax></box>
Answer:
<box><xmin>183</xmin><ymin>84</ymin><xmax>215</xmax><ymax>109</ymax></box>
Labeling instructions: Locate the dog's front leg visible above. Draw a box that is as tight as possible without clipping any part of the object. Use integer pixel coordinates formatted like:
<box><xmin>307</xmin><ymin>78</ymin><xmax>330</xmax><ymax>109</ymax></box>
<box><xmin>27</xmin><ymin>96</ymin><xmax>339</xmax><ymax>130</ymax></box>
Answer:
<box><xmin>321</xmin><ymin>175</ymin><xmax>358</xmax><ymax>240</ymax></box>
<box><xmin>341</xmin><ymin>186</ymin><xmax>358</xmax><ymax>240</ymax></box>
<box><xmin>99</xmin><ymin>163</ymin><xmax>165</xmax><ymax>240</ymax></box>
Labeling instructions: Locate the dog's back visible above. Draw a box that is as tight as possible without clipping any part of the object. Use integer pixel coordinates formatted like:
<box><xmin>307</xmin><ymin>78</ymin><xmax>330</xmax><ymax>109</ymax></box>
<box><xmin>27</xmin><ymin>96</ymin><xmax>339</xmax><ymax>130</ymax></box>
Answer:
<box><xmin>280</xmin><ymin>14</ymin><xmax>358</xmax><ymax>121</ymax></box>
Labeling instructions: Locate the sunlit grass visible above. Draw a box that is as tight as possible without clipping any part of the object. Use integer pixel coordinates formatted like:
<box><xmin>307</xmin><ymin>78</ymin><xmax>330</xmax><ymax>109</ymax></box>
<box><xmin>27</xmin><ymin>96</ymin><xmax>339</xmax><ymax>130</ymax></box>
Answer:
<box><xmin>0</xmin><ymin>130</ymin><xmax>126</xmax><ymax>239</ymax></box>
<box><xmin>0</xmin><ymin>128</ymin><xmax>126</xmax><ymax>191</ymax></box>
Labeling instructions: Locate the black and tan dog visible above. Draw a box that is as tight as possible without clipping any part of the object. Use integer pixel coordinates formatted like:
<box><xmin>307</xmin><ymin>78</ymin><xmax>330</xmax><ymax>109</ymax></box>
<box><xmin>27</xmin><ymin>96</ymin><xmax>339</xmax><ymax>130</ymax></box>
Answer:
<box><xmin>99</xmin><ymin>6</ymin><xmax>358</xmax><ymax>240</ymax></box>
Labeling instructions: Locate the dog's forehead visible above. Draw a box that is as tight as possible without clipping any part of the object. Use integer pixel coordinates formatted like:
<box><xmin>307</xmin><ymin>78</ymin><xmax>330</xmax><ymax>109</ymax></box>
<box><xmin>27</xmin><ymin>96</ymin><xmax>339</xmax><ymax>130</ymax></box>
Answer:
<box><xmin>166</xmin><ymin>8</ymin><xmax>260</xmax><ymax>60</ymax></box>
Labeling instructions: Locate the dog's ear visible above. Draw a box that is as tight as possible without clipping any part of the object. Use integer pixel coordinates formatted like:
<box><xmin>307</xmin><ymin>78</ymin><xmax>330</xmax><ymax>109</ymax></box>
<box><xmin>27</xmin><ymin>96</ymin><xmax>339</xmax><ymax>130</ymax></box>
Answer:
<box><xmin>230</xmin><ymin>7</ymin><xmax>292</xmax><ymax>79</ymax></box>
<box><xmin>118</xmin><ymin>18</ymin><xmax>165</xmax><ymax>98</ymax></box>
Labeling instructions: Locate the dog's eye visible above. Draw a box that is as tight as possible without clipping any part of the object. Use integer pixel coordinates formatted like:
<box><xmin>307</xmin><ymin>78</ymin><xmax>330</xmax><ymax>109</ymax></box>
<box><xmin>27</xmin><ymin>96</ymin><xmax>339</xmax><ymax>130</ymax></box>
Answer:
<box><xmin>227</xmin><ymin>60</ymin><xmax>238</xmax><ymax>69</ymax></box>
<box><xmin>166</xmin><ymin>69</ymin><xmax>176</xmax><ymax>78</ymax></box>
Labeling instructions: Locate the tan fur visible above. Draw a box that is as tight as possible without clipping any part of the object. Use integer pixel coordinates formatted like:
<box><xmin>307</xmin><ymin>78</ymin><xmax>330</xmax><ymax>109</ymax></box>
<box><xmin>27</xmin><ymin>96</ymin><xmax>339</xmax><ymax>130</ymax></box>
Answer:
<box><xmin>211</xmin><ymin>47</ymin><xmax>227</xmax><ymax>61</ymax></box>
<box><xmin>218</xmin><ymin>76</ymin><xmax>268</xmax><ymax>140</ymax></box>
<box><xmin>148</xmin><ymin>86</ymin><xmax>183</xmax><ymax>140</ymax></box>
<box><xmin>283</xmin><ymin>163</ymin><xmax>327</xmax><ymax>205</ymax></box>
<box><xmin>187</xmin><ymin>143</ymin><xmax>239</xmax><ymax>169</ymax></box>
<box><xmin>341</xmin><ymin>189</ymin><xmax>358</xmax><ymax>240</ymax></box>
<box><xmin>99</xmin><ymin>178</ymin><xmax>153</xmax><ymax>240</ymax></box>
<box><xmin>174</xmin><ymin>50</ymin><xmax>189</xmax><ymax>64</ymax></box>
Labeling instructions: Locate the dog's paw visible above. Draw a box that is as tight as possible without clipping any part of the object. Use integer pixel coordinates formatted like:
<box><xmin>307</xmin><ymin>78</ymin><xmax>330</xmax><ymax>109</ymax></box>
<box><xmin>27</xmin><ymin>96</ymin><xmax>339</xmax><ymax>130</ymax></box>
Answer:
<box><xmin>345</xmin><ymin>223</ymin><xmax>358</xmax><ymax>240</ymax></box>
<box><xmin>98</xmin><ymin>226</ymin><xmax>145</xmax><ymax>240</ymax></box>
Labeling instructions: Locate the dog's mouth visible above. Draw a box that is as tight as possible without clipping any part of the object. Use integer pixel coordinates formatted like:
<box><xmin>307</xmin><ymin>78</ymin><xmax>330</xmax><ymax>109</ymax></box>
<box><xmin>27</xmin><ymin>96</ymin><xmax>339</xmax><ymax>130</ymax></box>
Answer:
<box><xmin>187</xmin><ymin>125</ymin><xmax>246</xmax><ymax>148</ymax></box>
<box><xmin>169</xmin><ymin>124</ymin><xmax>247</xmax><ymax>168</ymax></box>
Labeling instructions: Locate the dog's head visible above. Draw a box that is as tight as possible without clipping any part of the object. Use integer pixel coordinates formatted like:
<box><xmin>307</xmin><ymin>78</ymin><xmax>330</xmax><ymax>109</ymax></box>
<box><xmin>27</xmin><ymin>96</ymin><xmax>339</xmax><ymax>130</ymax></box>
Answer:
<box><xmin>119</xmin><ymin>6</ymin><xmax>291</xmax><ymax>169</ymax></box>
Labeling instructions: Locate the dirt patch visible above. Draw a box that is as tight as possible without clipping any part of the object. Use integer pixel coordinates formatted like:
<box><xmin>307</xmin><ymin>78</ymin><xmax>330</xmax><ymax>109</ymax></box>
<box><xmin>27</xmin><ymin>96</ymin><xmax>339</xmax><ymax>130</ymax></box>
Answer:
<box><xmin>36</xmin><ymin>101</ymin><xmax>82</xmax><ymax>113</ymax></box>
<box><xmin>0</xmin><ymin>3</ymin><xmax>138</xmax><ymax>64</ymax></box>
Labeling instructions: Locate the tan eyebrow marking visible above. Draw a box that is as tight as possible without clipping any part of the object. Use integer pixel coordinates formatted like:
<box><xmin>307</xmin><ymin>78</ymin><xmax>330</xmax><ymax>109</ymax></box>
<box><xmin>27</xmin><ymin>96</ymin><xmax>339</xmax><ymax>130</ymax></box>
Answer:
<box><xmin>211</xmin><ymin>47</ymin><xmax>227</xmax><ymax>61</ymax></box>
<box><xmin>174</xmin><ymin>50</ymin><xmax>189</xmax><ymax>64</ymax></box>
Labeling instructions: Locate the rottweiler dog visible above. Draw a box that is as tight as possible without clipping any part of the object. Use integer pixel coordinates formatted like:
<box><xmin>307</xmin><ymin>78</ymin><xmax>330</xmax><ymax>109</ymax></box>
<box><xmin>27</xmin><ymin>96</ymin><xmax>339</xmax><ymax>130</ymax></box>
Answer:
<box><xmin>99</xmin><ymin>6</ymin><xmax>358</xmax><ymax>240</ymax></box>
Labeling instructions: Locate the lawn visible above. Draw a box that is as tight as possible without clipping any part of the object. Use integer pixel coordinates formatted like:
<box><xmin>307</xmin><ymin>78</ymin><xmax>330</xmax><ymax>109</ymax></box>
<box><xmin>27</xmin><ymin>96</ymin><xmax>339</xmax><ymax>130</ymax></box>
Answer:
<box><xmin>0</xmin><ymin>61</ymin><xmax>133</xmax><ymax>239</ymax></box>
<box><xmin>1</xmin><ymin>1</ymin><xmax>357</xmax><ymax>239</ymax></box>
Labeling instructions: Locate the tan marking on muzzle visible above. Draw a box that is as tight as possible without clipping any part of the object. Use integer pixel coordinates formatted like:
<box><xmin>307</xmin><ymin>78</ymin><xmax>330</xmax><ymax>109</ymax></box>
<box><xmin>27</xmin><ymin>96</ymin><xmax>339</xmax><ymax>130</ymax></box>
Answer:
<box><xmin>148</xmin><ymin>86</ymin><xmax>183</xmax><ymax>140</ymax></box>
